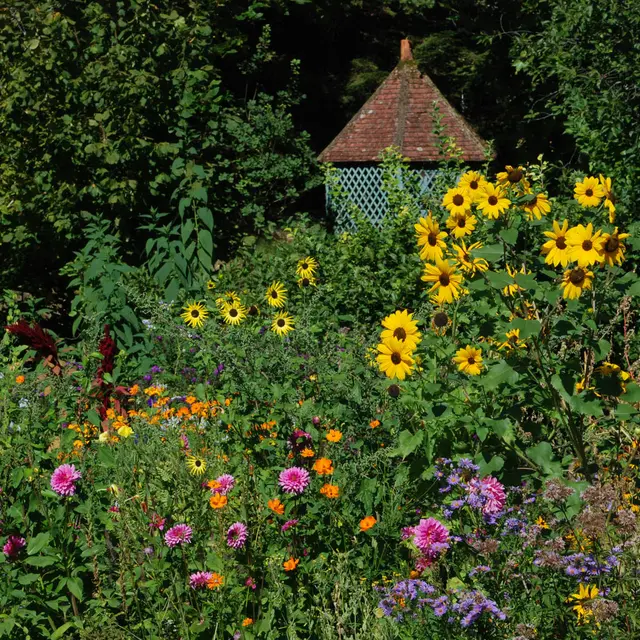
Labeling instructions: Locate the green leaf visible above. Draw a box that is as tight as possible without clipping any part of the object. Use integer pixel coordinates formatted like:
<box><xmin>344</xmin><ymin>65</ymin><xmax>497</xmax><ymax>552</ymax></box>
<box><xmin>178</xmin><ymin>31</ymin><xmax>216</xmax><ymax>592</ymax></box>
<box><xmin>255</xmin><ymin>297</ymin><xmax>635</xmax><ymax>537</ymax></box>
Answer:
<box><xmin>499</xmin><ymin>228</ymin><xmax>518</xmax><ymax>245</ymax></box>
<box><xmin>388</xmin><ymin>430</ymin><xmax>423</xmax><ymax>458</ymax></box>
<box><xmin>474</xmin><ymin>244</ymin><xmax>503</xmax><ymax>262</ymax></box>
<box><xmin>481</xmin><ymin>360</ymin><xmax>519</xmax><ymax>387</ymax></box>
<box><xmin>526</xmin><ymin>442</ymin><xmax>561</xmax><ymax>476</ymax></box>
<box><xmin>627</xmin><ymin>279</ymin><xmax>640</xmax><ymax>296</ymax></box>
<box><xmin>197</xmin><ymin>207</ymin><xmax>214</xmax><ymax>231</ymax></box>
<box><xmin>27</xmin><ymin>532</ymin><xmax>51</xmax><ymax>556</ymax></box>
<box><xmin>66</xmin><ymin>577</ymin><xmax>84</xmax><ymax>602</ymax></box>
<box><xmin>485</xmin><ymin>271</ymin><xmax>514</xmax><ymax>289</ymax></box>
<box><xmin>510</xmin><ymin>318</ymin><xmax>541</xmax><ymax>339</ymax></box>
<box><xmin>17</xmin><ymin>573</ymin><xmax>41</xmax><ymax>586</ymax></box>
<box><xmin>25</xmin><ymin>555</ymin><xmax>57</xmax><ymax>567</ymax></box>
<box><xmin>97</xmin><ymin>446</ymin><xmax>116</xmax><ymax>467</ymax></box>
<box><xmin>51</xmin><ymin>622</ymin><xmax>76</xmax><ymax>639</ymax></box>
<box><xmin>86</xmin><ymin>409</ymin><xmax>101</xmax><ymax>427</ymax></box>
<box><xmin>199</xmin><ymin>230</ymin><xmax>213</xmax><ymax>258</ymax></box>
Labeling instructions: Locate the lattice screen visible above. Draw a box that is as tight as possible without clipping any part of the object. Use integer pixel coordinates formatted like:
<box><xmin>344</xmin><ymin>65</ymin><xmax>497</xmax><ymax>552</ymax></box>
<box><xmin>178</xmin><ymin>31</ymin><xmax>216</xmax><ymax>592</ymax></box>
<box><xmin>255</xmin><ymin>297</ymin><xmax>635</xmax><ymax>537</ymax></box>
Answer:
<box><xmin>327</xmin><ymin>166</ymin><xmax>440</xmax><ymax>232</ymax></box>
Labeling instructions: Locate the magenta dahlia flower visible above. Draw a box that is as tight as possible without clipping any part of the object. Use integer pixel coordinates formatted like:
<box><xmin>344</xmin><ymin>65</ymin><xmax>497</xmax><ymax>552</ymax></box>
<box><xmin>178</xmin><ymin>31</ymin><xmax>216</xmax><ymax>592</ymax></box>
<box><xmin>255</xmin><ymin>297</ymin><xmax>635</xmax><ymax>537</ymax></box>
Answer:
<box><xmin>281</xmin><ymin>519</ymin><xmax>298</xmax><ymax>533</ymax></box>
<box><xmin>3</xmin><ymin>535</ymin><xmax>26</xmax><ymax>559</ymax></box>
<box><xmin>189</xmin><ymin>571</ymin><xmax>213</xmax><ymax>589</ymax></box>
<box><xmin>412</xmin><ymin>518</ymin><xmax>450</xmax><ymax>559</ymax></box>
<box><xmin>50</xmin><ymin>464</ymin><xmax>82</xmax><ymax>496</ymax></box>
<box><xmin>164</xmin><ymin>523</ymin><xmax>193</xmax><ymax>548</ymax></box>
<box><xmin>226</xmin><ymin>522</ymin><xmax>248</xmax><ymax>549</ymax></box>
<box><xmin>212</xmin><ymin>474</ymin><xmax>235</xmax><ymax>496</ymax></box>
<box><xmin>278</xmin><ymin>467</ymin><xmax>310</xmax><ymax>495</ymax></box>
<box><xmin>468</xmin><ymin>476</ymin><xmax>506</xmax><ymax>515</ymax></box>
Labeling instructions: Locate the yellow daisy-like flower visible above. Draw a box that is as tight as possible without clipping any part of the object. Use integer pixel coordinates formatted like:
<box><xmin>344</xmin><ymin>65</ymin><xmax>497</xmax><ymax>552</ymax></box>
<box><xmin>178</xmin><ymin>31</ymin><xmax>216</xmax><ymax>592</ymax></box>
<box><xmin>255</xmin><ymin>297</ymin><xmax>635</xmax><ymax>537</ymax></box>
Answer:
<box><xmin>380</xmin><ymin>310</ymin><xmax>421</xmax><ymax>350</ymax></box>
<box><xmin>541</xmin><ymin>219</ymin><xmax>571</xmax><ymax>267</ymax></box>
<box><xmin>117</xmin><ymin>425</ymin><xmax>133</xmax><ymax>438</ymax></box>
<box><xmin>561</xmin><ymin>267</ymin><xmax>594</xmax><ymax>300</ymax></box>
<box><xmin>207</xmin><ymin>280</ymin><xmax>216</xmax><ymax>291</ymax></box>
<box><xmin>599</xmin><ymin>175</ymin><xmax>616</xmax><ymax>223</ymax></box>
<box><xmin>523</xmin><ymin>192</ymin><xmax>551</xmax><ymax>221</ymax></box>
<box><xmin>296</xmin><ymin>256</ymin><xmax>318</xmax><ymax>279</ymax></box>
<box><xmin>450</xmin><ymin>240</ymin><xmax>489</xmax><ymax>277</ymax></box>
<box><xmin>476</xmin><ymin>183</ymin><xmax>511</xmax><ymax>219</ymax></box>
<box><xmin>215</xmin><ymin>291</ymin><xmax>240</xmax><ymax>309</ymax></box>
<box><xmin>221</xmin><ymin>301</ymin><xmax>247</xmax><ymax>325</ymax></box>
<box><xmin>180</xmin><ymin>301</ymin><xmax>209</xmax><ymax>329</ymax></box>
<box><xmin>297</xmin><ymin>275</ymin><xmax>318</xmax><ymax>289</ymax></box>
<box><xmin>326</xmin><ymin>429</ymin><xmax>342</xmax><ymax>442</ymax></box>
<box><xmin>498</xmin><ymin>328</ymin><xmax>526</xmax><ymax>351</ymax></box>
<box><xmin>272</xmin><ymin>311</ymin><xmax>295</xmax><ymax>337</ymax></box>
<box><xmin>567</xmin><ymin>583</ymin><xmax>598</xmax><ymax>623</ymax></box>
<box><xmin>415</xmin><ymin>213</ymin><xmax>448</xmax><ymax>262</ymax></box>
<box><xmin>445</xmin><ymin>210</ymin><xmax>477</xmax><ymax>239</ymax></box>
<box><xmin>566</xmin><ymin>223</ymin><xmax>605</xmax><ymax>267</ymax></box>
<box><xmin>502</xmin><ymin>264</ymin><xmax>526</xmax><ymax>297</ymax></box>
<box><xmin>496</xmin><ymin>165</ymin><xmax>530</xmax><ymax>192</ymax></box>
<box><xmin>265</xmin><ymin>281</ymin><xmax>287</xmax><ymax>308</ymax></box>
<box><xmin>421</xmin><ymin>259</ymin><xmax>464</xmax><ymax>304</ymax></box>
<box><xmin>442</xmin><ymin>187</ymin><xmax>472</xmax><ymax>216</ymax></box>
<box><xmin>453</xmin><ymin>346</ymin><xmax>483</xmax><ymax>376</ymax></box>
<box><xmin>600</xmin><ymin>228</ymin><xmax>630</xmax><ymax>267</ymax></box>
<box><xmin>431</xmin><ymin>310</ymin><xmax>451</xmax><ymax>336</ymax></box>
<box><xmin>186</xmin><ymin>455</ymin><xmax>207</xmax><ymax>476</ymax></box>
<box><xmin>376</xmin><ymin>337</ymin><xmax>415</xmax><ymax>380</ymax></box>
<box><xmin>458</xmin><ymin>171</ymin><xmax>488</xmax><ymax>202</ymax></box>
<box><xmin>574</xmin><ymin>176</ymin><xmax>604</xmax><ymax>208</ymax></box>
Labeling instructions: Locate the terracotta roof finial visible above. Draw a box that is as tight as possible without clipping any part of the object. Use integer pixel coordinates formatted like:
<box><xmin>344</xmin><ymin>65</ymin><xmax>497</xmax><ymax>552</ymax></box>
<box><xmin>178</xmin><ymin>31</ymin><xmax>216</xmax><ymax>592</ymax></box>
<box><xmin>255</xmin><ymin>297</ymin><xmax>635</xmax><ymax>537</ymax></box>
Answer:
<box><xmin>400</xmin><ymin>39</ymin><xmax>412</xmax><ymax>62</ymax></box>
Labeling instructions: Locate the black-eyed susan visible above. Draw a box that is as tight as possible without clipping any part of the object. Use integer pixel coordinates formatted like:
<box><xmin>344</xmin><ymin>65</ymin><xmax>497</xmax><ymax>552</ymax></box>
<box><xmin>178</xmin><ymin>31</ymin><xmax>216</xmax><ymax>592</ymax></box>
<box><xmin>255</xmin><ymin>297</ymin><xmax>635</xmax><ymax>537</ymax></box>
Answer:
<box><xmin>421</xmin><ymin>259</ymin><xmax>463</xmax><ymax>304</ymax></box>
<box><xmin>216</xmin><ymin>291</ymin><xmax>240</xmax><ymax>309</ymax></box>
<box><xmin>296</xmin><ymin>256</ymin><xmax>318</xmax><ymax>279</ymax></box>
<box><xmin>600</xmin><ymin>228</ymin><xmax>630</xmax><ymax>267</ymax></box>
<box><xmin>297</xmin><ymin>275</ymin><xmax>318</xmax><ymax>288</ymax></box>
<box><xmin>376</xmin><ymin>337</ymin><xmax>414</xmax><ymax>380</ymax></box>
<box><xmin>442</xmin><ymin>187</ymin><xmax>472</xmax><ymax>216</ymax></box>
<box><xmin>523</xmin><ymin>192</ymin><xmax>551</xmax><ymax>221</ymax></box>
<box><xmin>599</xmin><ymin>175</ymin><xmax>616</xmax><ymax>223</ymax></box>
<box><xmin>415</xmin><ymin>213</ymin><xmax>448</xmax><ymax>262</ymax></box>
<box><xmin>180</xmin><ymin>302</ymin><xmax>209</xmax><ymax>329</ymax></box>
<box><xmin>380</xmin><ymin>310</ymin><xmax>421</xmax><ymax>349</ymax></box>
<box><xmin>561</xmin><ymin>267</ymin><xmax>594</xmax><ymax>300</ymax></box>
<box><xmin>458</xmin><ymin>171</ymin><xmax>488</xmax><ymax>202</ymax></box>
<box><xmin>272</xmin><ymin>311</ymin><xmax>295</xmax><ymax>337</ymax></box>
<box><xmin>498</xmin><ymin>328</ymin><xmax>526</xmax><ymax>351</ymax></box>
<box><xmin>186</xmin><ymin>455</ymin><xmax>207</xmax><ymax>476</ymax></box>
<box><xmin>476</xmin><ymin>183</ymin><xmax>511</xmax><ymax>219</ymax></box>
<box><xmin>594</xmin><ymin>361</ymin><xmax>631</xmax><ymax>395</ymax></box>
<box><xmin>445</xmin><ymin>210</ymin><xmax>477</xmax><ymax>239</ymax></box>
<box><xmin>431</xmin><ymin>310</ymin><xmax>450</xmax><ymax>336</ymax></box>
<box><xmin>496</xmin><ymin>165</ymin><xmax>530</xmax><ymax>192</ymax></box>
<box><xmin>207</xmin><ymin>280</ymin><xmax>216</xmax><ymax>291</ymax></box>
<box><xmin>247</xmin><ymin>304</ymin><xmax>260</xmax><ymax>316</ymax></box>
<box><xmin>566</xmin><ymin>223</ymin><xmax>605</xmax><ymax>267</ymax></box>
<box><xmin>265</xmin><ymin>281</ymin><xmax>287</xmax><ymax>308</ymax></box>
<box><xmin>574</xmin><ymin>176</ymin><xmax>604</xmax><ymax>208</ymax></box>
<box><xmin>221</xmin><ymin>301</ymin><xmax>247</xmax><ymax>326</ymax></box>
<box><xmin>541</xmin><ymin>219</ymin><xmax>571</xmax><ymax>267</ymax></box>
<box><xmin>450</xmin><ymin>240</ymin><xmax>489</xmax><ymax>277</ymax></box>
<box><xmin>453</xmin><ymin>345</ymin><xmax>483</xmax><ymax>376</ymax></box>
<box><xmin>502</xmin><ymin>264</ymin><xmax>526</xmax><ymax>297</ymax></box>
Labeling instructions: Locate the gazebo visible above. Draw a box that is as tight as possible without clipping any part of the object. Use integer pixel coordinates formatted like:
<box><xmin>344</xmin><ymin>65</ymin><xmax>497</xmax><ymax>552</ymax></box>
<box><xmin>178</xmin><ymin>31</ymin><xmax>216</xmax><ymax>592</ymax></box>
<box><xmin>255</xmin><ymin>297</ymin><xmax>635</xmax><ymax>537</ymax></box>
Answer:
<box><xmin>318</xmin><ymin>39</ymin><xmax>491</xmax><ymax>231</ymax></box>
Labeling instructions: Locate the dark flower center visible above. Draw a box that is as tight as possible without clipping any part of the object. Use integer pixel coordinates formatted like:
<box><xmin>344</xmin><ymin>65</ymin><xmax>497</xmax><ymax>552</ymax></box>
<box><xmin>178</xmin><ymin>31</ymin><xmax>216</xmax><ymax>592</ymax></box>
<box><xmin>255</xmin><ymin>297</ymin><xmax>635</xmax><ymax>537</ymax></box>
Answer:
<box><xmin>391</xmin><ymin>352</ymin><xmax>402</xmax><ymax>365</ymax></box>
<box><xmin>508</xmin><ymin>169</ymin><xmax>523</xmax><ymax>183</ymax></box>
<box><xmin>248</xmin><ymin>305</ymin><xmax>258</xmax><ymax>316</ymax></box>
<box><xmin>453</xmin><ymin>194</ymin><xmax>464</xmax><ymax>206</ymax></box>
<box><xmin>191</xmin><ymin>310</ymin><xmax>200</xmax><ymax>318</ymax></box>
<box><xmin>271</xmin><ymin>291</ymin><xmax>279</xmax><ymax>298</ymax></box>
<box><xmin>302</xmin><ymin>263</ymin><xmax>308</xmax><ymax>269</ymax></box>
<box><xmin>388</xmin><ymin>384</ymin><xmax>400</xmax><ymax>398</ymax></box>
<box><xmin>605</xmin><ymin>237</ymin><xmax>619</xmax><ymax>252</ymax></box>
<box><xmin>582</xmin><ymin>240</ymin><xmax>592</xmax><ymax>251</ymax></box>
<box><xmin>585</xmin><ymin>189</ymin><xmax>593</xmax><ymax>197</ymax></box>
<box><xmin>556</xmin><ymin>237</ymin><xmax>567</xmax><ymax>250</ymax></box>
<box><xmin>301</xmin><ymin>278</ymin><xmax>310</xmax><ymax>286</ymax></box>
<box><xmin>457</xmin><ymin>217</ymin><xmax>466</xmax><ymax>228</ymax></box>
<box><xmin>277</xmin><ymin>319</ymin><xmax>285</xmax><ymax>327</ymax></box>
<box><xmin>470</xmin><ymin>180</ymin><xmax>478</xmax><ymax>189</ymax></box>
<box><xmin>467</xmin><ymin>357</ymin><xmax>475</xmax><ymax>365</ymax></box>
<box><xmin>428</xmin><ymin>233</ymin><xmax>438</xmax><ymax>246</ymax></box>
<box><xmin>569</xmin><ymin>268</ymin><xmax>586</xmax><ymax>285</ymax></box>
<box><xmin>229</xmin><ymin>308</ymin><xmax>238</xmax><ymax>317</ymax></box>
<box><xmin>195</xmin><ymin>459</ymin><xmax>202</xmax><ymax>467</ymax></box>
<box><xmin>439</xmin><ymin>274</ymin><xmax>450</xmax><ymax>287</ymax></box>
<box><xmin>488</xmin><ymin>195</ymin><xmax>498</xmax><ymax>206</ymax></box>
<box><xmin>433</xmin><ymin>311</ymin><xmax>449</xmax><ymax>328</ymax></box>
<box><xmin>393</xmin><ymin>327</ymin><xmax>407</xmax><ymax>340</ymax></box>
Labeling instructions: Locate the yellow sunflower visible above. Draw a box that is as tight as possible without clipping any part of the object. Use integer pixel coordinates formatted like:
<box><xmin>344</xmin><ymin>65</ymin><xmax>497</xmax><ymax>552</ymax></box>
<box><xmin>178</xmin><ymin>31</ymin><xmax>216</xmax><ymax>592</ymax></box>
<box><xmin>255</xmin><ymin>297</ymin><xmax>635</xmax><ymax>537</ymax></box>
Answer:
<box><xmin>431</xmin><ymin>310</ymin><xmax>451</xmax><ymax>336</ymax></box>
<box><xmin>502</xmin><ymin>264</ymin><xmax>526</xmax><ymax>297</ymax></box>
<box><xmin>566</xmin><ymin>223</ymin><xmax>605</xmax><ymax>267</ymax></box>
<box><xmin>415</xmin><ymin>213</ymin><xmax>448</xmax><ymax>262</ymax></box>
<box><xmin>207</xmin><ymin>280</ymin><xmax>216</xmax><ymax>291</ymax></box>
<box><xmin>186</xmin><ymin>455</ymin><xmax>207</xmax><ymax>476</ymax></box>
<box><xmin>600</xmin><ymin>228</ymin><xmax>630</xmax><ymax>267</ymax></box>
<box><xmin>450</xmin><ymin>240</ymin><xmax>489</xmax><ymax>277</ymax></box>
<box><xmin>541</xmin><ymin>219</ymin><xmax>571</xmax><ymax>267</ymax></box>
<box><xmin>216</xmin><ymin>291</ymin><xmax>240</xmax><ymax>309</ymax></box>
<box><xmin>297</xmin><ymin>275</ymin><xmax>318</xmax><ymax>288</ymax></box>
<box><xmin>445</xmin><ymin>210</ymin><xmax>477</xmax><ymax>239</ymax></box>
<box><xmin>599</xmin><ymin>175</ymin><xmax>616</xmax><ymax>223</ymax></box>
<box><xmin>561</xmin><ymin>267</ymin><xmax>594</xmax><ymax>300</ymax></box>
<box><xmin>453</xmin><ymin>346</ymin><xmax>483</xmax><ymax>376</ymax></box>
<box><xmin>376</xmin><ymin>337</ymin><xmax>415</xmax><ymax>380</ymax></box>
<box><xmin>523</xmin><ymin>192</ymin><xmax>551</xmax><ymax>221</ymax></box>
<box><xmin>567</xmin><ymin>584</ymin><xmax>598</xmax><ymax>623</ymax></box>
<box><xmin>574</xmin><ymin>176</ymin><xmax>604</xmax><ymax>208</ymax></box>
<box><xmin>498</xmin><ymin>328</ymin><xmax>526</xmax><ymax>351</ymax></box>
<box><xmin>496</xmin><ymin>165</ymin><xmax>530</xmax><ymax>192</ymax></box>
<box><xmin>296</xmin><ymin>256</ymin><xmax>318</xmax><ymax>279</ymax></box>
<box><xmin>421</xmin><ymin>259</ymin><xmax>464</xmax><ymax>304</ymax></box>
<box><xmin>265</xmin><ymin>281</ymin><xmax>288</xmax><ymax>308</ymax></box>
<box><xmin>272</xmin><ymin>311</ymin><xmax>295</xmax><ymax>337</ymax></box>
<box><xmin>221</xmin><ymin>301</ymin><xmax>247</xmax><ymax>325</ymax></box>
<box><xmin>442</xmin><ymin>187</ymin><xmax>472</xmax><ymax>216</ymax></box>
<box><xmin>476</xmin><ymin>183</ymin><xmax>511</xmax><ymax>219</ymax></box>
<box><xmin>457</xmin><ymin>171</ymin><xmax>488</xmax><ymax>202</ymax></box>
<box><xmin>180</xmin><ymin>301</ymin><xmax>209</xmax><ymax>329</ymax></box>
<box><xmin>380</xmin><ymin>310</ymin><xmax>421</xmax><ymax>349</ymax></box>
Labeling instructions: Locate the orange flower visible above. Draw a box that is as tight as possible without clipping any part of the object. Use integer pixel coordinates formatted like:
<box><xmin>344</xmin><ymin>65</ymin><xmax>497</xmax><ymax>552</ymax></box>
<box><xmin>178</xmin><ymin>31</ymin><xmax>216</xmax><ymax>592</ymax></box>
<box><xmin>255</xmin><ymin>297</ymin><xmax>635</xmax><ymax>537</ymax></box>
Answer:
<box><xmin>185</xmin><ymin>395</ymin><xmax>197</xmax><ymax>404</ymax></box>
<box><xmin>209</xmin><ymin>494</ymin><xmax>228</xmax><ymax>509</ymax></box>
<box><xmin>225</xmin><ymin>398</ymin><xmax>232</xmax><ymax>406</ymax></box>
<box><xmin>369</xmin><ymin>419</ymin><xmax>380</xmax><ymax>429</ymax></box>
<box><xmin>359</xmin><ymin>516</ymin><xmax>377</xmax><ymax>532</ymax></box>
<box><xmin>320</xmin><ymin>483</ymin><xmax>339</xmax><ymax>499</ymax></box>
<box><xmin>207</xmin><ymin>479</ymin><xmax>221</xmax><ymax>490</ymax></box>
<box><xmin>409</xmin><ymin>570</ymin><xmax>420</xmax><ymax>579</ymax></box>
<box><xmin>242</xmin><ymin>618</ymin><xmax>253</xmax><ymax>627</ymax></box>
<box><xmin>283</xmin><ymin>557</ymin><xmax>299</xmax><ymax>571</ymax></box>
<box><xmin>326</xmin><ymin>429</ymin><xmax>342</xmax><ymax>442</ymax></box>
<box><xmin>207</xmin><ymin>573</ymin><xmax>224</xmax><ymax>589</ymax></box>
<box><xmin>268</xmin><ymin>498</ymin><xmax>285</xmax><ymax>515</ymax></box>
<box><xmin>313</xmin><ymin>458</ymin><xmax>334</xmax><ymax>475</ymax></box>
<box><xmin>300</xmin><ymin>447</ymin><xmax>315</xmax><ymax>458</ymax></box>
<box><xmin>15</xmin><ymin>375</ymin><xmax>25</xmax><ymax>385</ymax></box>
<box><xmin>129</xmin><ymin>384</ymin><xmax>139</xmax><ymax>396</ymax></box>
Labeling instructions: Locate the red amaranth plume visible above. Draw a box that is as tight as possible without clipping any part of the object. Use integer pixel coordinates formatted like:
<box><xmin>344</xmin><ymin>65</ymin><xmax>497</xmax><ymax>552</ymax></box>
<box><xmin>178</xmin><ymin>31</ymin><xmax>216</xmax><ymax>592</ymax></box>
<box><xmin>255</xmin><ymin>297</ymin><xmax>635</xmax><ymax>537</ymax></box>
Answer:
<box><xmin>94</xmin><ymin>325</ymin><xmax>128</xmax><ymax>425</ymax></box>
<box><xmin>97</xmin><ymin>324</ymin><xmax>116</xmax><ymax>378</ymax></box>
<box><xmin>5</xmin><ymin>319</ymin><xmax>61</xmax><ymax>372</ymax></box>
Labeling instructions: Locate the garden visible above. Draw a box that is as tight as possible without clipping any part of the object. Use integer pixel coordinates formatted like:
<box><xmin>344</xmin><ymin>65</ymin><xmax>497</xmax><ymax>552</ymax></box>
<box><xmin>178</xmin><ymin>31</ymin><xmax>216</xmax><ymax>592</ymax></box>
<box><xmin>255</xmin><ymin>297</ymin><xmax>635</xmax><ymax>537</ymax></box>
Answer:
<box><xmin>1</xmin><ymin>2</ymin><xmax>640</xmax><ymax>639</ymax></box>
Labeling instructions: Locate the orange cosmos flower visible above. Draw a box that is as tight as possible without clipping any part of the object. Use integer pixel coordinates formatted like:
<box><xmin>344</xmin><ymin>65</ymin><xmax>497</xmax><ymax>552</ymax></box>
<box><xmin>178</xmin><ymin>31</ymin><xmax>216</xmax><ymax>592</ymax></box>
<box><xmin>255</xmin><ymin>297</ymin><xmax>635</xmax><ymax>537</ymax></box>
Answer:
<box><xmin>207</xmin><ymin>573</ymin><xmax>224</xmax><ymax>589</ymax></box>
<box><xmin>369</xmin><ymin>419</ymin><xmax>380</xmax><ymax>429</ymax></box>
<box><xmin>129</xmin><ymin>384</ymin><xmax>139</xmax><ymax>395</ymax></box>
<box><xmin>242</xmin><ymin>618</ymin><xmax>253</xmax><ymax>627</ymax></box>
<box><xmin>300</xmin><ymin>447</ymin><xmax>315</xmax><ymax>458</ymax></box>
<box><xmin>360</xmin><ymin>516</ymin><xmax>377</xmax><ymax>532</ymax></box>
<box><xmin>283</xmin><ymin>557</ymin><xmax>299</xmax><ymax>571</ymax></box>
<box><xmin>209</xmin><ymin>494</ymin><xmax>228</xmax><ymax>509</ymax></box>
<box><xmin>313</xmin><ymin>458</ymin><xmax>334</xmax><ymax>475</ymax></box>
<box><xmin>320</xmin><ymin>483</ymin><xmax>339</xmax><ymax>499</ymax></box>
<box><xmin>15</xmin><ymin>375</ymin><xmax>25</xmax><ymax>385</ymax></box>
<box><xmin>326</xmin><ymin>429</ymin><xmax>342</xmax><ymax>442</ymax></box>
<box><xmin>268</xmin><ymin>498</ymin><xmax>285</xmax><ymax>515</ymax></box>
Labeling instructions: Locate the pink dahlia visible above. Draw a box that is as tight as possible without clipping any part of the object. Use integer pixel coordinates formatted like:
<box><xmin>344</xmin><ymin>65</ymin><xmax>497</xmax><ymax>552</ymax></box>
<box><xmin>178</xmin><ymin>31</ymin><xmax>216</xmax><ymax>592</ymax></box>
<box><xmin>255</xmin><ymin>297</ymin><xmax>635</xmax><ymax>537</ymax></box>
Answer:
<box><xmin>3</xmin><ymin>535</ymin><xmax>26</xmax><ymax>559</ymax></box>
<box><xmin>212</xmin><ymin>474</ymin><xmax>235</xmax><ymax>496</ymax></box>
<box><xmin>412</xmin><ymin>518</ymin><xmax>450</xmax><ymax>559</ymax></box>
<box><xmin>189</xmin><ymin>571</ymin><xmax>213</xmax><ymax>589</ymax></box>
<box><xmin>278</xmin><ymin>467</ymin><xmax>310</xmax><ymax>495</ymax></box>
<box><xmin>470</xmin><ymin>476</ymin><xmax>506</xmax><ymax>515</ymax></box>
<box><xmin>281</xmin><ymin>519</ymin><xmax>298</xmax><ymax>532</ymax></box>
<box><xmin>50</xmin><ymin>464</ymin><xmax>82</xmax><ymax>496</ymax></box>
<box><xmin>164</xmin><ymin>523</ymin><xmax>193</xmax><ymax>548</ymax></box>
<box><xmin>227</xmin><ymin>522</ymin><xmax>248</xmax><ymax>549</ymax></box>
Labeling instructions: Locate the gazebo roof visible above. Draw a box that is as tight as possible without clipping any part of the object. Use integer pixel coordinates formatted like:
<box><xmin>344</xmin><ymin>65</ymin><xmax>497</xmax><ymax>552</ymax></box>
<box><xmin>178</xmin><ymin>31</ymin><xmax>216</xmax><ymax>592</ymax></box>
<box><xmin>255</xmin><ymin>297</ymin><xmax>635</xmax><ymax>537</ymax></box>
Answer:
<box><xmin>318</xmin><ymin>40</ymin><xmax>490</xmax><ymax>163</ymax></box>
